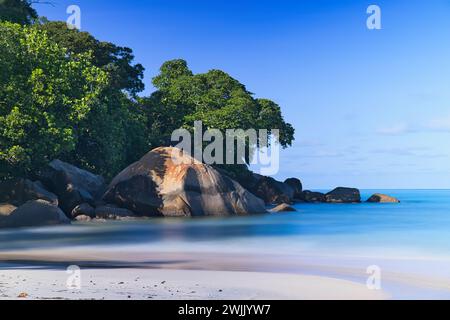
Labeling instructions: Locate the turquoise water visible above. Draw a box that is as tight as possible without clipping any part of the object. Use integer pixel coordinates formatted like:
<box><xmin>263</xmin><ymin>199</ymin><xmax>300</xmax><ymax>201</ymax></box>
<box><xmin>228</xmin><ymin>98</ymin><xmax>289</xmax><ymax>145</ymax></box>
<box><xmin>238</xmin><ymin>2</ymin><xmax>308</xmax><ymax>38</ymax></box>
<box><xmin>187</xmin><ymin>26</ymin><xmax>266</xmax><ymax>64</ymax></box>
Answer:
<box><xmin>1</xmin><ymin>189</ymin><xmax>449</xmax><ymax>299</ymax></box>
<box><xmin>1</xmin><ymin>190</ymin><xmax>450</xmax><ymax>257</ymax></box>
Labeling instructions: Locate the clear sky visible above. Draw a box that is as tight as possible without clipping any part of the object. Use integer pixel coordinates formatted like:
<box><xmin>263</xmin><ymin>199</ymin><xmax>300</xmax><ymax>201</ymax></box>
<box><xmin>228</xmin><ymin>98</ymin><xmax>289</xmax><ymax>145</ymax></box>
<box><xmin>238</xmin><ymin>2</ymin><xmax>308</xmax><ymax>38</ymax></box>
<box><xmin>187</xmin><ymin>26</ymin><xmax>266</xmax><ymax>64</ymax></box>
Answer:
<box><xmin>35</xmin><ymin>0</ymin><xmax>450</xmax><ymax>189</ymax></box>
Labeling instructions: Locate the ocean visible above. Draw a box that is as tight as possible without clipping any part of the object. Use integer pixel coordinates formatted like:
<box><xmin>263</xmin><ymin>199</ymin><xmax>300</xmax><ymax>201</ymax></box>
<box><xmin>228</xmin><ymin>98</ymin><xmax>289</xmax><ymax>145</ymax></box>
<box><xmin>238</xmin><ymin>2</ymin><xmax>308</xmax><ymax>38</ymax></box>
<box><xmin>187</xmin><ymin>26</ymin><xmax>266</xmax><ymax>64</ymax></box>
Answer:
<box><xmin>1</xmin><ymin>190</ymin><xmax>449</xmax><ymax>299</ymax></box>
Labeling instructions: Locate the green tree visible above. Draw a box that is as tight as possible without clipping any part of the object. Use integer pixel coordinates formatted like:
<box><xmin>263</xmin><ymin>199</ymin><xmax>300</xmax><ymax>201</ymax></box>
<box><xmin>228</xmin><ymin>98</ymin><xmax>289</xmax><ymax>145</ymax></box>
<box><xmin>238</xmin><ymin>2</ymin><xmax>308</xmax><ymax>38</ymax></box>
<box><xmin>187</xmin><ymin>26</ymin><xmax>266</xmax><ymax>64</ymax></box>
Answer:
<box><xmin>67</xmin><ymin>90</ymin><xmax>149</xmax><ymax>178</ymax></box>
<box><xmin>0</xmin><ymin>0</ymin><xmax>37</xmax><ymax>24</ymax></box>
<box><xmin>0</xmin><ymin>22</ymin><xmax>149</xmax><ymax>180</ymax></box>
<box><xmin>37</xmin><ymin>21</ymin><xmax>145</xmax><ymax>96</ymax></box>
<box><xmin>143</xmin><ymin>59</ymin><xmax>295</xmax><ymax>176</ymax></box>
<box><xmin>0</xmin><ymin>22</ymin><xmax>109</xmax><ymax>178</ymax></box>
<box><xmin>148</xmin><ymin>60</ymin><xmax>294</xmax><ymax>148</ymax></box>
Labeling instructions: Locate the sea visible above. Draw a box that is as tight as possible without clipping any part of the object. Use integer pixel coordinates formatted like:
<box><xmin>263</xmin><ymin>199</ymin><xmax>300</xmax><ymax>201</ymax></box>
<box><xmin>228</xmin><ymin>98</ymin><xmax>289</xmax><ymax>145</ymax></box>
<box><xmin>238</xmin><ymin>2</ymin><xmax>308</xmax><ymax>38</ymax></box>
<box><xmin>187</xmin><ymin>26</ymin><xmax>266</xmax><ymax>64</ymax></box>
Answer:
<box><xmin>1</xmin><ymin>190</ymin><xmax>449</xmax><ymax>299</ymax></box>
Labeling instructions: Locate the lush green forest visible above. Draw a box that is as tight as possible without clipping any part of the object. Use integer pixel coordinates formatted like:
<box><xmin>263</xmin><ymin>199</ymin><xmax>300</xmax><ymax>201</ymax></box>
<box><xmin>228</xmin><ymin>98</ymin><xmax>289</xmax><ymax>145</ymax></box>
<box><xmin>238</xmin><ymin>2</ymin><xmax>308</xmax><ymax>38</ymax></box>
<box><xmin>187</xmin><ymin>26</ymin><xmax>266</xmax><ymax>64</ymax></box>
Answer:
<box><xmin>0</xmin><ymin>0</ymin><xmax>294</xmax><ymax>181</ymax></box>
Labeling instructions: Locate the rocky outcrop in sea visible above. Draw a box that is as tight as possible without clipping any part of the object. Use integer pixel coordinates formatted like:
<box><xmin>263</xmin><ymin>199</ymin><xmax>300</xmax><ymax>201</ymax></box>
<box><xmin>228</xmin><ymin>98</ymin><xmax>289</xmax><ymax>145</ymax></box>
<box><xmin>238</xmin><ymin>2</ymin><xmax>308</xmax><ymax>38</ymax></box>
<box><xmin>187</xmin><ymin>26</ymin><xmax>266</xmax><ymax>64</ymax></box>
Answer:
<box><xmin>0</xmin><ymin>147</ymin><xmax>400</xmax><ymax>229</ymax></box>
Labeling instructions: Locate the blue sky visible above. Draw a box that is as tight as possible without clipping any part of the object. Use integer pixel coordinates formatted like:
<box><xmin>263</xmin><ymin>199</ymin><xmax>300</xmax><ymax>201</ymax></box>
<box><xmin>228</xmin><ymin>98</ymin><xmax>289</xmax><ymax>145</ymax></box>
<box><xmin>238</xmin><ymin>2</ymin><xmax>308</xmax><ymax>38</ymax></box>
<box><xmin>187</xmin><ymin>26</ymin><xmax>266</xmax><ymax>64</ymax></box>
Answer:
<box><xmin>35</xmin><ymin>0</ymin><xmax>450</xmax><ymax>189</ymax></box>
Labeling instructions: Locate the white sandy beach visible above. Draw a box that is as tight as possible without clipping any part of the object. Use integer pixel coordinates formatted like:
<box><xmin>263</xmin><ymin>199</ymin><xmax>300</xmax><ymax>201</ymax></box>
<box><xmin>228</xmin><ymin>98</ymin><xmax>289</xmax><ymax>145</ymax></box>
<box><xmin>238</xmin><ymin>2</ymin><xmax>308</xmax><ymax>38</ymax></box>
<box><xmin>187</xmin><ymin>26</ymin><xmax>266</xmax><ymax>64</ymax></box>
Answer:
<box><xmin>1</xmin><ymin>247</ymin><xmax>449</xmax><ymax>300</ymax></box>
<box><xmin>0</xmin><ymin>267</ymin><xmax>387</xmax><ymax>300</ymax></box>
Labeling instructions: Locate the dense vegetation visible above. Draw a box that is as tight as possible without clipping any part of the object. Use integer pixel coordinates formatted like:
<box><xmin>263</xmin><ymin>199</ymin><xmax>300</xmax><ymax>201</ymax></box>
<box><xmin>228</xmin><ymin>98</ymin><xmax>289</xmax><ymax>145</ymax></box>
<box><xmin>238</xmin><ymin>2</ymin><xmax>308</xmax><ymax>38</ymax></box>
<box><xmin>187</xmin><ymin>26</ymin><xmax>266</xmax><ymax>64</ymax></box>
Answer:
<box><xmin>0</xmin><ymin>1</ymin><xmax>294</xmax><ymax>181</ymax></box>
<box><xmin>0</xmin><ymin>0</ymin><xmax>37</xmax><ymax>24</ymax></box>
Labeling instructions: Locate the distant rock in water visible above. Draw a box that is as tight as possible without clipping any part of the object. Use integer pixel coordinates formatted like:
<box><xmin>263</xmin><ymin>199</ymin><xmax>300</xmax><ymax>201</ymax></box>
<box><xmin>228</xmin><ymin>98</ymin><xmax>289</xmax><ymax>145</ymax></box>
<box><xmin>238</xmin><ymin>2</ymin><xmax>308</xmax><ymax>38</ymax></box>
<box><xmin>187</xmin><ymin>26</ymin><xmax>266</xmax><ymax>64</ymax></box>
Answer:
<box><xmin>325</xmin><ymin>187</ymin><xmax>361</xmax><ymax>203</ymax></box>
<box><xmin>39</xmin><ymin>160</ymin><xmax>106</xmax><ymax>216</ymax></box>
<box><xmin>245</xmin><ymin>174</ymin><xmax>294</xmax><ymax>205</ymax></box>
<box><xmin>0</xmin><ymin>200</ymin><xmax>70</xmax><ymax>229</ymax></box>
<box><xmin>284</xmin><ymin>178</ymin><xmax>303</xmax><ymax>199</ymax></box>
<box><xmin>298</xmin><ymin>190</ymin><xmax>326</xmax><ymax>203</ymax></box>
<box><xmin>270</xmin><ymin>203</ymin><xmax>297</xmax><ymax>213</ymax></box>
<box><xmin>367</xmin><ymin>193</ymin><xmax>400</xmax><ymax>203</ymax></box>
<box><xmin>103</xmin><ymin>147</ymin><xmax>266</xmax><ymax>217</ymax></box>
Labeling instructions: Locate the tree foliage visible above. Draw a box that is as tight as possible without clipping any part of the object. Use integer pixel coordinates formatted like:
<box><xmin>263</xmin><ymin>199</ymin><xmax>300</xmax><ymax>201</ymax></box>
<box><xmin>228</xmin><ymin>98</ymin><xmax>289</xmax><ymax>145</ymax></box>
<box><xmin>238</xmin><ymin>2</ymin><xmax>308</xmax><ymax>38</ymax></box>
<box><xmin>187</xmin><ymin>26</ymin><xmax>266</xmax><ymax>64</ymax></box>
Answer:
<box><xmin>38</xmin><ymin>21</ymin><xmax>145</xmax><ymax>96</ymax></box>
<box><xmin>143</xmin><ymin>59</ymin><xmax>295</xmax><ymax>158</ymax></box>
<box><xmin>0</xmin><ymin>4</ymin><xmax>294</xmax><ymax>182</ymax></box>
<box><xmin>0</xmin><ymin>22</ymin><xmax>107</xmax><ymax>178</ymax></box>
<box><xmin>0</xmin><ymin>0</ymin><xmax>37</xmax><ymax>25</ymax></box>
<box><xmin>0</xmin><ymin>22</ymin><xmax>148</xmax><ymax>179</ymax></box>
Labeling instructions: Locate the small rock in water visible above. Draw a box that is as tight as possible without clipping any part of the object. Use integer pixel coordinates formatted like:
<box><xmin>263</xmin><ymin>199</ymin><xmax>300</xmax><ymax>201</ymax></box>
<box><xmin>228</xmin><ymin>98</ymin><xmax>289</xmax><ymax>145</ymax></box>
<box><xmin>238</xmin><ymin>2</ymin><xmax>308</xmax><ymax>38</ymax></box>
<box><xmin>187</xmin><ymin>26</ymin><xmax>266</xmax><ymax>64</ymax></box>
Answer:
<box><xmin>325</xmin><ymin>187</ymin><xmax>361</xmax><ymax>203</ymax></box>
<box><xmin>75</xmin><ymin>215</ymin><xmax>92</xmax><ymax>222</ymax></box>
<box><xmin>367</xmin><ymin>193</ymin><xmax>400</xmax><ymax>203</ymax></box>
<box><xmin>269</xmin><ymin>203</ymin><xmax>297</xmax><ymax>213</ymax></box>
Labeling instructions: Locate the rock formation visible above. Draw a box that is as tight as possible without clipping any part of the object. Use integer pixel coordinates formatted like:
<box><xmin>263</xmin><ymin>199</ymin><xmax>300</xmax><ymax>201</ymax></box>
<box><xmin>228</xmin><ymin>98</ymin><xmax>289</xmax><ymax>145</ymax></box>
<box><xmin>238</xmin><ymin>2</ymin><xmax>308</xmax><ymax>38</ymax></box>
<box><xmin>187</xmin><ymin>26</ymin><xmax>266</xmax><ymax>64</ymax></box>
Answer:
<box><xmin>284</xmin><ymin>178</ymin><xmax>303</xmax><ymax>199</ymax></box>
<box><xmin>298</xmin><ymin>190</ymin><xmax>326</xmax><ymax>203</ymax></box>
<box><xmin>39</xmin><ymin>160</ymin><xmax>106</xmax><ymax>216</ymax></box>
<box><xmin>244</xmin><ymin>174</ymin><xmax>294</xmax><ymax>204</ymax></box>
<box><xmin>0</xmin><ymin>178</ymin><xmax>58</xmax><ymax>206</ymax></box>
<box><xmin>103</xmin><ymin>147</ymin><xmax>266</xmax><ymax>217</ymax></box>
<box><xmin>367</xmin><ymin>193</ymin><xmax>400</xmax><ymax>203</ymax></box>
<box><xmin>325</xmin><ymin>187</ymin><xmax>361</xmax><ymax>203</ymax></box>
<box><xmin>270</xmin><ymin>203</ymin><xmax>297</xmax><ymax>213</ymax></box>
<box><xmin>0</xmin><ymin>200</ymin><xmax>70</xmax><ymax>229</ymax></box>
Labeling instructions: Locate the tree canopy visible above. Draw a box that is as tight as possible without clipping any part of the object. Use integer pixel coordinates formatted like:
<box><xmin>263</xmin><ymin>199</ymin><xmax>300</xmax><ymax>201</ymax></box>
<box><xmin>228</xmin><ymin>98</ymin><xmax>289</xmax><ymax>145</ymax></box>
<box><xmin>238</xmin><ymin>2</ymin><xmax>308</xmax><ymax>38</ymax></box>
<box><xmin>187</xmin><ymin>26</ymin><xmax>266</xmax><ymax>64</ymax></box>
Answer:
<box><xmin>0</xmin><ymin>3</ymin><xmax>295</xmax><ymax>182</ymax></box>
<box><xmin>0</xmin><ymin>22</ymin><xmax>107</xmax><ymax>178</ymax></box>
<box><xmin>0</xmin><ymin>22</ymin><xmax>148</xmax><ymax>179</ymax></box>
<box><xmin>0</xmin><ymin>0</ymin><xmax>37</xmax><ymax>25</ymax></box>
<box><xmin>38</xmin><ymin>21</ymin><xmax>145</xmax><ymax>96</ymax></box>
<box><xmin>143</xmin><ymin>59</ymin><xmax>295</xmax><ymax>157</ymax></box>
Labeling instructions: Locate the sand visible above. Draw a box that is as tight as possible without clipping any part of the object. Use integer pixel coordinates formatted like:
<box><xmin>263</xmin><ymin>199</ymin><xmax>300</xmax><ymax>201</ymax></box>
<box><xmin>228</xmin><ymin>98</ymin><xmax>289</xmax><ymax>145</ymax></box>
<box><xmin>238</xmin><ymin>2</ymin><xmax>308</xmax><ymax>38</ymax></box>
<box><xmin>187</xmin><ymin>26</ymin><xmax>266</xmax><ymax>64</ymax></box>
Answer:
<box><xmin>1</xmin><ymin>248</ymin><xmax>449</xmax><ymax>300</ymax></box>
<box><xmin>0</xmin><ymin>268</ymin><xmax>388</xmax><ymax>300</ymax></box>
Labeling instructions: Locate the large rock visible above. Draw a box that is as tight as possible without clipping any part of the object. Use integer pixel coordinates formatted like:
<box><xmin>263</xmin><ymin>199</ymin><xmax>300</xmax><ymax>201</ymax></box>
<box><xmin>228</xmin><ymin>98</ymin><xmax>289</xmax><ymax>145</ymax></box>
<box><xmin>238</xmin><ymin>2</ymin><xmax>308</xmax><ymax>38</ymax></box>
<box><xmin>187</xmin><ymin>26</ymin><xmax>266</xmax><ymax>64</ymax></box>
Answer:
<box><xmin>325</xmin><ymin>187</ymin><xmax>361</xmax><ymax>203</ymax></box>
<box><xmin>284</xmin><ymin>178</ymin><xmax>303</xmax><ymax>199</ymax></box>
<box><xmin>0</xmin><ymin>200</ymin><xmax>70</xmax><ymax>229</ymax></box>
<box><xmin>298</xmin><ymin>190</ymin><xmax>326</xmax><ymax>203</ymax></box>
<box><xmin>367</xmin><ymin>193</ymin><xmax>400</xmax><ymax>203</ymax></box>
<box><xmin>0</xmin><ymin>178</ymin><xmax>58</xmax><ymax>206</ymax></box>
<box><xmin>246</xmin><ymin>175</ymin><xmax>294</xmax><ymax>205</ymax></box>
<box><xmin>39</xmin><ymin>160</ymin><xmax>105</xmax><ymax>216</ymax></box>
<box><xmin>103</xmin><ymin>147</ymin><xmax>266</xmax><ymax>217</ymax></box>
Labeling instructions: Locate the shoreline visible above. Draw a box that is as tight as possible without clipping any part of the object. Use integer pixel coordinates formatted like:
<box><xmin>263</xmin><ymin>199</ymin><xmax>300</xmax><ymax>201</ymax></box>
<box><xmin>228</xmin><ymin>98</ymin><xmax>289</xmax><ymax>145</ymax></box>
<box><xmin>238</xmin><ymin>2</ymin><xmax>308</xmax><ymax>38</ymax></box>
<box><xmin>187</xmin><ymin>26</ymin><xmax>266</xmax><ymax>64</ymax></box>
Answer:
<box><xmin>1</xmin><ymin>249</ymin><xmax>449</xmax><ymax>300</ymax></box>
